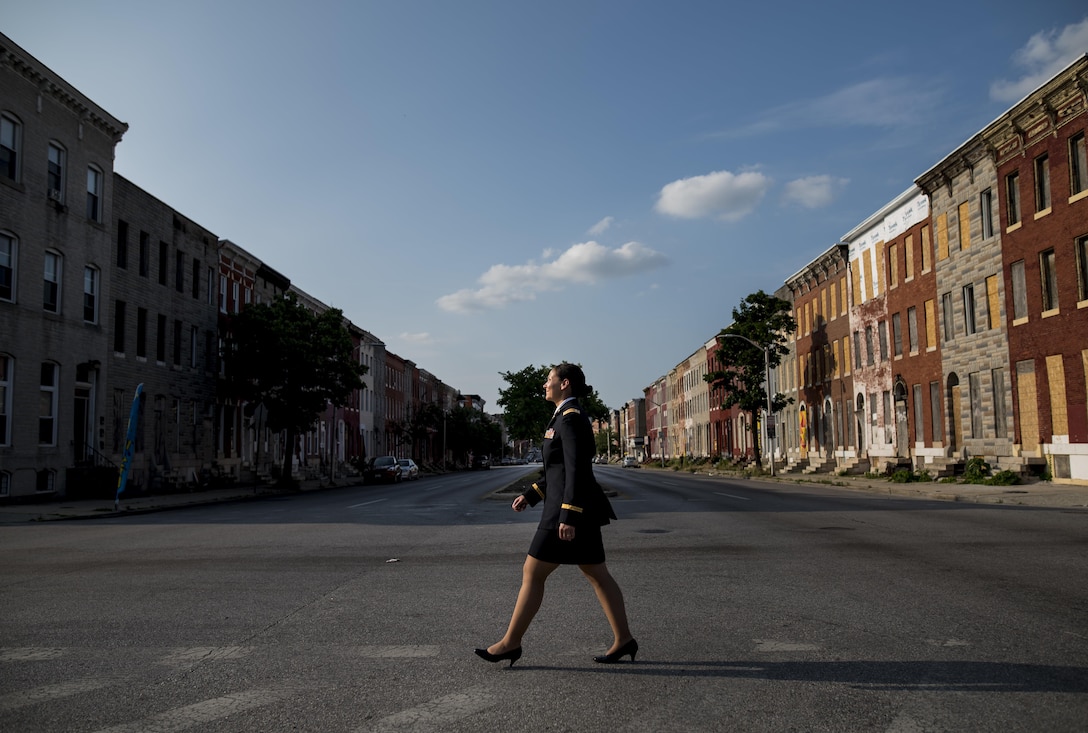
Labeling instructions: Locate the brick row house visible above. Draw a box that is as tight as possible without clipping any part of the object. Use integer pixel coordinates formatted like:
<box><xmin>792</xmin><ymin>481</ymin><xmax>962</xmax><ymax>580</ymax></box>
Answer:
<box><xmin>638</xmin><ymin>55</ymin><xmax>1088</xmax><ymax>484</ymax></box>
<box><xmin>1</xmin><ymin>32</ymin><xmax>470</xmax><ymax>500</ymax></box>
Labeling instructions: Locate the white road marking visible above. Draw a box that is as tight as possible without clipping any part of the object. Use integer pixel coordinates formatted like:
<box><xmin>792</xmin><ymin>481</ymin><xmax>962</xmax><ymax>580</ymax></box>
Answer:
<box><xmin>91</xmin><ymin>688</ymin><xmax>288</xmax><ymax>733</ymax></box>
<box><xmin>715</xmin><ymin>492</ymin><xmax>751</xmax><ymax>501</ymax></box>
<box><xmin>0</xmin><ymin>678</ymin><xmax>117</xmax><ymax>711</ymax></box>
<box><xmin>363</xmin><ymin>684</ymin><xmax>499</xmax><ymax>732</ymax></box>
<box><xmin>348</xmin><ymin>498</ymin><xmax>388</xmax><ymax>508</ymax></box>
<box><xmin>753</xmin><ymin>640</ymin><xmax>820</xmax><ymax>652</ymax></box>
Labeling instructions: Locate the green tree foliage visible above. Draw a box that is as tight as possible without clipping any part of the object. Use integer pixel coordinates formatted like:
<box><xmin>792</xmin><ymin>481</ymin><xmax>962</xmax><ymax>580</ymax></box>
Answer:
<box><xmin>221</xmin><ymin>294</ymin><xmax>366</xmax><ymax>486</ymax></box>
<box><xmin>498</xmin><ymin>363</ymin><xmax>612</xmax><ymax>445</ymax></box>
<box><xmin>705</xmin><ymin>290</ymin><xmax>796</xmax><ymax>466</ymax></box>
<box><xmin>444</xmin><ymin>405</ymin><xmax>502</xmax><ymax>465</ymax></box>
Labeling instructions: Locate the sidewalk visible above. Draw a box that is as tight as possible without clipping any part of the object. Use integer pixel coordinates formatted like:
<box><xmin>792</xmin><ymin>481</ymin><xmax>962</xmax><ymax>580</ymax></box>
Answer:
<box><xmin>1</xmin><ymin>471</ymin><xmax>1086</xmax><ymax>524</ymax></box>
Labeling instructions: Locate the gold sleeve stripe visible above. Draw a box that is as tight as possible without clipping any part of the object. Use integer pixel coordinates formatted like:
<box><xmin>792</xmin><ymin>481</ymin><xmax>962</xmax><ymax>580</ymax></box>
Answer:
<box><xmin>532</xmin><ymin>483</ymin><xmax>545</xmax><ymax>499</ymax></box>
<box><xmin>561</xmin><ymin>503</ymin><xmax>583</xmax><ymax>513</ymax></box>
<box><xmin>562</xmin><ymin>408</ymin><xmax>581</xmax><ymax>415</ymax></box>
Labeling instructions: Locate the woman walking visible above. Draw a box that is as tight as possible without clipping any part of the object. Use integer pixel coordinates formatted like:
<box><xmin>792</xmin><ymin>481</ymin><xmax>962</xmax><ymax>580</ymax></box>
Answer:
<box><xmin>475</xmin><ymin>363</ymin><xmax>636</xmax><ymax>666</ymax></box>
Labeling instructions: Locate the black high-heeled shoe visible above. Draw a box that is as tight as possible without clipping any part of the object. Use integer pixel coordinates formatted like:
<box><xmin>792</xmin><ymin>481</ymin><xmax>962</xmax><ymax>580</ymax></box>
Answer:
<box><xmin>593</xmin><ymin>638</ymin><xmax>638</xmax><ymax>664</ymax></box>
<box><xmin>474</xmin><ymin>646</ymin><xmax>522</xmax><ymax>667</ymax></box>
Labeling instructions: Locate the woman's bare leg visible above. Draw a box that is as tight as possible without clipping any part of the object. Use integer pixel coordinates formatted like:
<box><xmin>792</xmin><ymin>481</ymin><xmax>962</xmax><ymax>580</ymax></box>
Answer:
<box><xmin>488</xmin><ymin>555</ymin><xmax>559</xmax><ymax>654</ymax></box>
<box><xmin>579</xmin><ymin>562</ymin><xmax>632</xmax><ymax>653</ymax></box>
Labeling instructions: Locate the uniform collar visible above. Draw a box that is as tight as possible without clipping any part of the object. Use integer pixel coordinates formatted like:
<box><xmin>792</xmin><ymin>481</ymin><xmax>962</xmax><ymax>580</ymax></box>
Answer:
<box><xmin>553</xmin><ymin>397</ymin><xmax>577</xmax><ymax>415</ymax></box>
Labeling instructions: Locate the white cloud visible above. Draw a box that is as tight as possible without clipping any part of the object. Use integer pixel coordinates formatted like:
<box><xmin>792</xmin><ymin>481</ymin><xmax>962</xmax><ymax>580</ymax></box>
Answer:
<box><xmin>991</xmin><ymin>17</ymin><xmax>1088</xmax><ymax>103</ymax></box>
<box><xmin>436</xmin><ymin>240</ymin><xmax>668</xmax><ymax>313</ymax></box>
<box><xmin>783</xmin><ymin>175</ymin><xmax>849</xmax><ymax>209</ymax></box>
<box><xmin>709</xmin><ymin>77</ymin><xmax>943</xmax><ymax>138</ymax></box>
<box><xmin>399</xmin><ymin>332</ymin><xmax>432</xmax><ymax>344</ymax></box>
<box><xmin>655</xmin><ymin>169</ymin><xmax>771</xmax><ymax>221</ymax></box>
<box><xmin>588</xmin><ymin>216</ymin><xmax>614</xmax><ymax>236</ymax></box>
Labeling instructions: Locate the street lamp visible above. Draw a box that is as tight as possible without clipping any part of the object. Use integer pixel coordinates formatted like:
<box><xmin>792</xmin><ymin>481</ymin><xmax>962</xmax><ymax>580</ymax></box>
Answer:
<box><xmin>719</xmin><ymin>333</ymin><xmax>776</xmax><ymax>477</ymax></box>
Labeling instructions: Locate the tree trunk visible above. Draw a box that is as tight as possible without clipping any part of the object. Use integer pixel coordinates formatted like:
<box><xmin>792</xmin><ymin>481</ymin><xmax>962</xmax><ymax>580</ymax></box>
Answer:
<box><xmin>279</xmin><ymin>427</ymin><xmax>298</xmax><ymax>489</ymax></box>
<box><xmin>750</xmin><ymin>410</ymin><xmax>762</xmax><ymax>467</ymax></box>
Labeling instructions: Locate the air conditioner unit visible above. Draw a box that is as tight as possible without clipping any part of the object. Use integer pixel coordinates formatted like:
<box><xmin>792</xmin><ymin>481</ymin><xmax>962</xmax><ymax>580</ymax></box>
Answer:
<box><xmin>48</xmin><ymin>188</ymin><xmax>63</xmax><ymax>203</ymax></box>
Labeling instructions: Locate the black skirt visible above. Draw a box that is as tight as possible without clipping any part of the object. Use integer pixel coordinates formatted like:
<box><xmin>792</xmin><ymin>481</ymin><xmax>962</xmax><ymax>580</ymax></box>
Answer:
<box><xmin>528</xmin><ymin>525</ymin><xmax>606</xmax><ymax>565</ymax></box>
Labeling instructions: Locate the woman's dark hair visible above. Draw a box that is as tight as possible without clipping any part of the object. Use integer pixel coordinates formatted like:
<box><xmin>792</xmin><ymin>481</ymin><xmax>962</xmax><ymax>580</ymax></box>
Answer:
<box><xmin>554</xmin><ymin>362</ymin><xmax>592</xmax><ymax>398</ymax></box>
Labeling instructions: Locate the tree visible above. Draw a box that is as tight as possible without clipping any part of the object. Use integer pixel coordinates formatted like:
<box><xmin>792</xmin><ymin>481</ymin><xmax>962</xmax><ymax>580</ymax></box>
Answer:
<box><xmin>705</xmin><ymin>290</ymin><xmax>796</xmax><ymax>467</ymax></box>
<box><xmin>444</xmin><ymin>405</ymin><xmax>501</xmax><ymax>465</ymax></box>
<box><xmin>221</xmin><ymin>294</ymin><xmax>366</xmax><ymax>486</ymax></box>
<box><xmin>498</xmin><ymin>363</ymin><xmax>613</xmax><ymax>446</ymax></box>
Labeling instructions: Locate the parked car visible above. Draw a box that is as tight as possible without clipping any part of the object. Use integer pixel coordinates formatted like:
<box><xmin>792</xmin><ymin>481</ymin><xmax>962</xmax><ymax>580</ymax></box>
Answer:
<box><xmin>397</xmin><ymin>458</ymin><xmax>420</xmax><ymax>480</ymax></box>
<box><xmin>621</xmin><ymin>456</ymin><xmax>639</xmax><ymax>468</ymax></box>
<box><xmin>472</xmin><ymin>455</ymin><xmax>491</xmax><ymax>470</ymax></box>
<box><xmin>364</xmin><ymin>456</ymin><xmax>403</xmax><ymax>483</ymax></box>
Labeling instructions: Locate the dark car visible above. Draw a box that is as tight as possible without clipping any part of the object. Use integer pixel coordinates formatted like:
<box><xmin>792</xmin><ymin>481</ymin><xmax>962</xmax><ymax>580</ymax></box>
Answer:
<box><xmin>364</xmin><ymin>456</ymin><xmax>403</xmax><ymax>483</ymax></box>
<box><xmin>471</xmin><ymin>455</ymin><xmax>491</xmax><ymax>470</ymax></box>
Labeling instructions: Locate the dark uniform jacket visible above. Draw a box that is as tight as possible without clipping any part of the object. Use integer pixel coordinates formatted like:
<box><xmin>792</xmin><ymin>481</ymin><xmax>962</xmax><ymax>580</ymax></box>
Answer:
<box><xmin>520</xmin><ymin>398</ymin><xmax>617</xmax><ymax>528</ymax></box>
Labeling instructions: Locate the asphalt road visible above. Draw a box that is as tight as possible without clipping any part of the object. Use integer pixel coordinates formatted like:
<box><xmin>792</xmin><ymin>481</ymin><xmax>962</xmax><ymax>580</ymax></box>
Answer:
<box><xmin>1</xmin><ymin>464</ymin><xmax>1086</xmax><ymax>732</ymax></box>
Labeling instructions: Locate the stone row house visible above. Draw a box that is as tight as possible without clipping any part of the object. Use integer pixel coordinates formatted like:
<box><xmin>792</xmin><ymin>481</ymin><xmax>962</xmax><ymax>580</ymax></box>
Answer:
<box><xmin>633</xmin><ymin>55</ymin><xmax>1088</xmax><ymax>484</ymax></box>
<box><xmin>0</xmin><ymin>32</ymin><xmax>468</xmax><ymax>500</ymax></box>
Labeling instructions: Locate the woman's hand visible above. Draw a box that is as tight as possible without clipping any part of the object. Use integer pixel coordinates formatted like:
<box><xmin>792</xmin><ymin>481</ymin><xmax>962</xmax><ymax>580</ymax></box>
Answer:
<box><xmin>511</xmin><ymin>495</ymin><xmax>528</xmax><ymax>512</ymax></box>
<box><xmin>559</xmin><ymin>523</ymin><xmax>575</xmax><ymax>541</ymax></box>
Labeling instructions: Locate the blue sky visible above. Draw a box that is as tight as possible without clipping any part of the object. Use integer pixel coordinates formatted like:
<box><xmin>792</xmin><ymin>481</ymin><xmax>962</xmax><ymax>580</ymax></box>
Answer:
<box><xmin>6</xmin><ymin>1</ymin><xmax>1087</xmax><ymax>410</ymax></box>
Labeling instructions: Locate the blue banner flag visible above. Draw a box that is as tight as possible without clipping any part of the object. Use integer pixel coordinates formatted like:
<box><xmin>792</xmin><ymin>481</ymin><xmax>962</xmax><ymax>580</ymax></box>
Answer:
<box><xmin>115</xmin><ymin>383</ymin><xmax>144</xmax><ymax>510</ymax></box>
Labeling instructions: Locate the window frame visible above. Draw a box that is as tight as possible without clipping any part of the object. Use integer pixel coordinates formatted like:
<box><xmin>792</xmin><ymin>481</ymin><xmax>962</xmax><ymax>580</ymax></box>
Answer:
<box><xmin>43</xmin><ymin>250</ymin><xmax>62</xmax><ymax>313</ymax></box>
<box><xmin>1040</xmin><ymin>248</ymin><xmax>1058</xmax><ymax>313</ymax></box>
<box><xmin>39</xmin><ymin>362</ymin><xmax>58</xmax><ymax>446</ymax></box>
<box><xmin>0</xmin><ymin>231</ymin><xmax>16</xmax><ymax>303</ymax></box>
<box><xmin>963</xmin><ymin>283</ymin><xmax>977</xmax><ymax>335</ymax></box>
<box><xmin>86</xmin><ymin>165</ymin><xmax>103</xmax><ymax>222</ymax></box>
<box><xmin>1076</xmin><ymin>235</ymin><xmax>1088</xmax><ymax>303</ymax></box>
<box><xmin>1006</xmin><ymin>171</ymin><xmax>1021</xmax><ymax>226</ymax></box>
<box><xmin>83</xmin><ymin>265</ymin><xmax>99</xmax><ymax>323</ymax></box>
<box><xmin>1070</xmin><ymin>132</ymin><xmax>1087</xmax><ymax>198</ymax></box>
<box><xmin>0</xmin><ymin>113</ymin><xmax>21</xmax><ymax>182</ymax></box>
<box><xmin>980</xmin><ymin>188</ymin><xmax>994</xmax><ymax>239</ymax></box>
<box><xmin>46</xmin><ymin>141</ymin><xmax>66</xmax><ymax>202</ymax></box>
<box><xmin>1034</xmin><ymin>154</ymin><xmax>1051</xmax><ymax>214</ymax></box>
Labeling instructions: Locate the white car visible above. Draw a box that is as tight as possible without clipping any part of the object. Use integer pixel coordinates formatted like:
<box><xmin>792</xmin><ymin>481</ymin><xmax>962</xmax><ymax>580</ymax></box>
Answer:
<box><xmin>621</xmin><ymin>457</ymin><xmax>639</xmax><ymax>468</ymax></box>
<box><xmin>397</xmin><ymin>458</ymin><xmax>420</xmax><ymax>480</ymax></box>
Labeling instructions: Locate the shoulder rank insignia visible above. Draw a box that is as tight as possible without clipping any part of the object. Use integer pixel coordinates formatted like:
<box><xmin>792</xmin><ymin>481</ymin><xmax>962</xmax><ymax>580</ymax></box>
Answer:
<box><xmin>562</xmin><ymin>408</ymin><xmax>581</xmax><ymax>416</ymax></box>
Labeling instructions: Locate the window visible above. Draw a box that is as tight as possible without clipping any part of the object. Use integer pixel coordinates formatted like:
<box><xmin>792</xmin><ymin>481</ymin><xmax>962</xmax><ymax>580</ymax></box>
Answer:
<box><xmin>0</xmin><ymin>354</ymin><xmax>10</xmax><ymax>446</ymax></box>
<box><xmin>924</xmin><ymin>299</ymin><xmax>937</xmax><ymax>349</ymax></box>
<box><xmin>963</xmin><ymin>284</ymin><xmax>976</xmax><ymax>335</ymax></box>
<box><xmin>888</xmin><ymin>243</ymin><xmax>899</xmax><ymax>287</ymax></box>
<box><xmin>941</xmin><ymin>292</ymin><xmax>954</xmax><ymax>342</ymax></box>
<box><xmin>1076</xmin><ymin>236</ymin><xmax>1088</xmax><ymax>302</ymax></box>
<box><xmin>913</xmin><ymin>384</ymin><xmax>924</xmax><ymax>444</ymax></box>
<box><xmin>43</xmin><ymin>251</ymin><xmax>61</xmax><ymax>313</ymax></box>
<box><xmin>47</xmin><ymin>143</ymin><xmax>65</xmax><ymax>201</ymax></box>
<box><xmin>192</xmin><ymin>258</ymin><xmax>200</xmax><ymax>298</ymax></box>
<box><xmin>86</xmin><ymin>166</ymin><xmax>103</xmax><ymax>221</ymax></box>
<box><xmin>139</xmin><ymin>232</ymin><xmax>150</xmax><ymax>277</ymax></box>
<box><xmin>969</xmin><ymin>372</ymin><xmax>982</xmax><ymax>438</ymax></box>
<box><xmin>0</xmin><ymin>472</ymin><xmax>8</xmax><ymax>496</ymax></box>
<box><xmin>929</xmin><ymin>381</ymin><xmax>942</xmax><ymax>441</ymax></box>
<box><xmin>1072</xmin><ymin>133</ymin><xmax>1087</xmax><ymax>197</ymax></box>
<box><xmin>1006</xmin><ymin>171</ymin><xmax>1021</xmax><ymax>226</ymax></box>
<box><xmin>878</xmin><ymin>321</ymin><xmax>888</xmax><ymax>362</ymax></box>
<box><xmin>1</xmin><ymin>114</ymin><xmax>20</xmax><ymax>181</ymax></box>
<box><xmin>1040</xmin><ymin>249</ymin><xmax>1058</xmax><ymax>312</ymax></box>
<box><xmin>113</xmin><ymin>301</ymin><xmax>126</xmax><ymax>352</ymax></box>
<box><xmin>904</xmin><ymin>235</ymin><xmax>915</xmax><ymax>280</ymax></box>
<box><xmin>156</xmin><ymin>313</ymin><xmax>167</xmax><ymax>362</ymax></box>
<box><xmin>907</xmin><ymin>307</ymin><xmax>918</xmax><ymax>353</ymax></box>
<box><xmin>985</xmin><ymin>275</ymin><xmax>1000</xmax><ymax>330</ymax></box>
<box><xmin>958</xmin><ymin>202</ymin><xmax>971</xmax><ymax>251</ymax></box>
<box><xmin>36</xmin><ymin>470</ymin><xmax>55</xmax><ymax>493</ymax></box>
<box><xmin>865</xmin><ymin>326</ymin><xmax>875</xmax><ymax>366</ymax></box>
<box><xmin>116</xmin><ymin>220</ymin><xmax>129</xmax><ymax>268</ymax></box>
<box><xmin>39</xmin><ymin>362</ymin><xmax>58</xmax><ymax>445</ymax></box>
<box><xmin>883</xmin><ymin>391</ymin><xmax>893</xmax><ymax>443</ymax></box>
<box><xmin>83</xmin><ymin>266</ymin><xmax>99</xmax><ymax>323</ymax></box>
<box><xmin>190</xmin><ymin>325</ymin><xmax>198</xmax><ymax>368</ymax></box>
<box><xmin>158</xmin><ymin>241</ymin><xmax>168</xmax><ymax>285</ymax></box>
<box><xmin>891</xmin><ymin>312</ymin><xmax>902</xmax><ymax>357</ymax></box>
<box><xmin>980</xmin><ymin>189</ymin><xmax>994</xmax><ymax>239</ymax></box>
<box><xmin>0</xmin><ymin>232</ymin><xmax>15</xmax><ymax>302</ymax></box>
<box><xmin>136</xmin><ymin>307</ymin><xmax>148</xmax><ymax>358</ymax></box>
<box><xmin>1010</xmin><ymin>260</ymin><xmax>1028</xmax><ymax>319</ymax></box>
<box><xmin>1035</xmin><ymin>154</ymin><xmax>1051</xmax><ymax>213</ymax></box>
<box><xmin>992</xmin><ymin>367</ymin><xmax>1007</xmax><ymax>438</ymax></box>
<box><xmin>921</xmin><ymin>225</ymin><xmax>932</xmax><ymax>272</ymax></box>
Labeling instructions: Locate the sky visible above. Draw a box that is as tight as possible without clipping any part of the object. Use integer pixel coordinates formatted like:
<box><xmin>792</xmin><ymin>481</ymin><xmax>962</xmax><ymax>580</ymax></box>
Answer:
<box><xmin>6</xmin><ymin>1</ymin><xmax>1087</xmax><ymax>411</ymax></box>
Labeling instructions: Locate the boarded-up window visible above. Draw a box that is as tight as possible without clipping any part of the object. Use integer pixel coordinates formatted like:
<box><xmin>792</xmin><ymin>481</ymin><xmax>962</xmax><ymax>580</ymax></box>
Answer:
<box><xmin>929</xmin><ymin>381</ymin><xmax>942</xmax><ymax>441</ymax></box>
<box><xmin>921</xmin><ymin>226</ymin><xmax>932</xmax><ymax>272</ymax></box>
<box><xmin>992</xmin><ymin>367</ymin><xmax>1007</xmax><ymax>438</ymax></box>
<box><xmin>889</xmin><ymin>243</ymin><xmax>899</xmax><ymax>288</ymax></box>
<box><xmin>937</xmin><ymin>213</ymin><xmax>949</xmax><ymax>261</ymax></box>
<box><xmin>925</xmin><ymin>299</ymin><xmax>937</xmax><ymax>349</ymax></box>
<box><xmin>905</xmin><ymin>234</ymin><xmax>915</xmax><ymax>280</ymax></box>
<box><xmin>958</xmin><ymin>201</ymin><xmax>971</xmax><ymax>251</ymax></box>
<box><xmin>1010</xmin><ymin>260</ymin><xmax>1028</xmax><ymax>320</ymax></box>
<box><xmin>985</xmin><ymin>275</ymin><xmax>1000</xmax><ymax>330</ymax></box>
<box><xmin>1047</xmin><ymin>355</ymin><xmax>1068</xmax><ymax>436</ymax></box>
